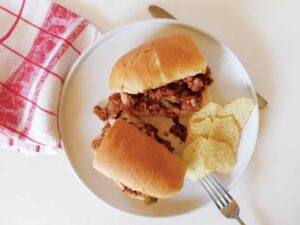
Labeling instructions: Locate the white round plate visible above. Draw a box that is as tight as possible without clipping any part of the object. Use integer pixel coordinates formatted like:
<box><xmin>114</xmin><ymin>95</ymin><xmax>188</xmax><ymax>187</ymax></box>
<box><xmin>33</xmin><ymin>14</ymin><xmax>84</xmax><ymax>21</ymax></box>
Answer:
<box><xmin>59</xmin><ymin>19</ymin><xmax>259</xmax><ymax>217</ymax></box>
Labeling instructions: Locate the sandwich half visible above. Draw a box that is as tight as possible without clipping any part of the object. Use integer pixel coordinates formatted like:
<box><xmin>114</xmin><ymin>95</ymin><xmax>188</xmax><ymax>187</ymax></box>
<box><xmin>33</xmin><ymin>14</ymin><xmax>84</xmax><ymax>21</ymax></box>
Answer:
<box><xmin>92</xmin><ymin>115</ymin><xmax>185</xmax><ymax>204</ymax></box>
<box><xmin>95</xmin><ymin>33</ymin><xmax>213</xmax><ymax>121</ymax></box>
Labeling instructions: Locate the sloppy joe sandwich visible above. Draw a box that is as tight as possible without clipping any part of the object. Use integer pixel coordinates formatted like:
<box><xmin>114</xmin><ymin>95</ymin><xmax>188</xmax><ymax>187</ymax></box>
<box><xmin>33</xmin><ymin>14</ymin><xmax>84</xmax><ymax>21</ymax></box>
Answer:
<box><xmin>91</xmin><ymin>115</ymin><xmax>185</xmax><ymax>204</ymax></box>
<box><xmin>95</xmin><ymin>33</ymin><xmax>213</xmax><ymax>121</ymax></box>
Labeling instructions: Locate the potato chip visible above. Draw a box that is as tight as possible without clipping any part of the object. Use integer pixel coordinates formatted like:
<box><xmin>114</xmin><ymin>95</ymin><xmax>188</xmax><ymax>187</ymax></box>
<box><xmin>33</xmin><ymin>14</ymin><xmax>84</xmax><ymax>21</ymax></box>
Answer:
<box><xmin>204</xmin><ymin>138</ymin><xmax>236</xmax><ymax>174</ymax></box>
<box><xmin>183</xmin><ymin>137</ymin><xmax>236</xmax><ymax>180</ymax></box>
<box><xmin>217</xmin><ymin>97</ymin><xmax>256</xmax><ymax>129</ymax></box>
<box><xmin>190</xmin><ymin>102</ymin><xmax>222</xmax><ymax>123</ymax></box>
<box><xmin>186</xmin><ymin>117</ymin><xmax>213</xmax><ymax>144</ymax></box>
<box><xmin>183</xmin><ymin>137</ymin><xmax>213</xmax><ymax>180</ymax></box>
<box><xmin>184</xmin><ymin>97</ymin><xmax>254</xmax><ymax>180</ymax></box>
<box><xmin>209</xmin><ymin>117</ymin><xmax>240</xmax><ymax>152</ymax></box>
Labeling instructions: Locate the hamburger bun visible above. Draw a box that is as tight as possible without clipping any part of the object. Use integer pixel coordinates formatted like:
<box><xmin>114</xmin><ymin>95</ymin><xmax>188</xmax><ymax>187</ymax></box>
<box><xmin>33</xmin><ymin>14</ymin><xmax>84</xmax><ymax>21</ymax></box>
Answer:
<box><xmin>93</xmin><ymin>117</ymin><xmax>185</xmax><ymax>198</ymax></box>
<box><xmin>109</xmin><ymin>33</ymin><xmax>207</xmax><ymax>94</ymax></box>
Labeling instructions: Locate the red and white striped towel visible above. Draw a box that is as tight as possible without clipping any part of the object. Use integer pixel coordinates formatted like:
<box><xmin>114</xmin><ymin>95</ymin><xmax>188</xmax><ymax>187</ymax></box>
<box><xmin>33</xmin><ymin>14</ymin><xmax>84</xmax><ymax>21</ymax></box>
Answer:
<box><xmin>0</xmin><ymin>0</ymin><xmax>100</xmax><ymax>155</ymax></box>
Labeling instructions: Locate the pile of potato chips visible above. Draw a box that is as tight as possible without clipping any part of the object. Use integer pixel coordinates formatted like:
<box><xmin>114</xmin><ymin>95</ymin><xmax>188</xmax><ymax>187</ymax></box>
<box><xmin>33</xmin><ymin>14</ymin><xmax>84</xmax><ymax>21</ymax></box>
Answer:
<box><xmin>183</xmin><ymin>97</ymin><xmax>256</xmax><ymax>180</ymax></box>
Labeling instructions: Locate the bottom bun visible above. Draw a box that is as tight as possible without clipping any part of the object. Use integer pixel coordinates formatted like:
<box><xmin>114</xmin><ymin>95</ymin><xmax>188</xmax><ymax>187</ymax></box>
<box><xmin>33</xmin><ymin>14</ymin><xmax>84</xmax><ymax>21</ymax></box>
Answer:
<box><xmin>114</xmin><ymin>181</ymin><xmax>158</xmax><ymax>205</ymax></box>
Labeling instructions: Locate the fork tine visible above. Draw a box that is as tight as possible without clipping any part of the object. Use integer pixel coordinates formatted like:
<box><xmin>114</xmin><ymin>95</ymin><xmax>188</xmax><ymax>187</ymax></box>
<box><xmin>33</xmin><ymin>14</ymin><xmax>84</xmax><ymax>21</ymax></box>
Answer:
<box><xmin>200</xmin><ymin>176</ymin><xmax>226</xmax><ymax>209</ymax></box>
<box><xmin>207</xmin><ymin>175</ymin><xmax>233</xmax><ymax>203</ymax></box>
<box><xmin>201</xmin><ymin>175</ymin><xmax>244</xmax><ymax>224</ymax></box>
<box><xmin>203</xmin><ymin>176</ymin><xmax>228</xmax><ymax>205</ymax></box>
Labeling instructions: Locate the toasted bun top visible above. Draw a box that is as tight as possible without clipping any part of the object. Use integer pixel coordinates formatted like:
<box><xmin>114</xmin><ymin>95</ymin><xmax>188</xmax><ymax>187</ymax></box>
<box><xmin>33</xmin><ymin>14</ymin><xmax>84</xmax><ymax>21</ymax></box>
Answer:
<box><xmin>109</xmin><ymin>33</ymin><xmax>207</xmax><ymax>94</ymax></box>
<box><xmin>93</xmin><ymin>118</ymin><xmax>185</xmax><ymax>198</ymax></box>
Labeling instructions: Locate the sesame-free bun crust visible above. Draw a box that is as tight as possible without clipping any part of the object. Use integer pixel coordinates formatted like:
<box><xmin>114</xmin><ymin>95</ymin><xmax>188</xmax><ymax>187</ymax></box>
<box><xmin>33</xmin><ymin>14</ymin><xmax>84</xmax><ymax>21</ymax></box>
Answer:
<box><xmin>109</xmin><ymin>33</ymin><xmax>207</xmax><ymax>94</ymax></box>
<box><xmin>93</xmin><ymin>118</ymin><xmax>185</xmax><ymax>198</ymax></box>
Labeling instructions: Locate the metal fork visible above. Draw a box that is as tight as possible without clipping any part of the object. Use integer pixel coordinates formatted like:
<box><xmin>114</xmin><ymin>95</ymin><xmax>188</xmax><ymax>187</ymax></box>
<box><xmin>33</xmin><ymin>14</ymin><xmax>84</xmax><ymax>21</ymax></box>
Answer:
<box><xmin>200</xmin><ymin>175</ymin><xmax>246</xmax><ymax>225</ymax></box>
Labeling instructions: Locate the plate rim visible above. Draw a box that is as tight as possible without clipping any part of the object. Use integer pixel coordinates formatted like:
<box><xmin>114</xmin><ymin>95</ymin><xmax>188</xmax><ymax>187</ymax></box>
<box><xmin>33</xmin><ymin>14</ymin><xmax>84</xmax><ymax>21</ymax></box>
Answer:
<box><xmin>58</xmin><ymin>18</ymin><xmax>260</xmax><ymax>217</ymax></box>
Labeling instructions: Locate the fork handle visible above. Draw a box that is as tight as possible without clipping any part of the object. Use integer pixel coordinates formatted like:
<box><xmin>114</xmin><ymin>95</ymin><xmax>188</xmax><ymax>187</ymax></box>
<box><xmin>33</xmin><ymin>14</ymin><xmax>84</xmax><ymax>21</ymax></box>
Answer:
<box><xmin>234</xmin><ymin>215</ymin><xmax>246</xmax><ymax>225</ymax></box>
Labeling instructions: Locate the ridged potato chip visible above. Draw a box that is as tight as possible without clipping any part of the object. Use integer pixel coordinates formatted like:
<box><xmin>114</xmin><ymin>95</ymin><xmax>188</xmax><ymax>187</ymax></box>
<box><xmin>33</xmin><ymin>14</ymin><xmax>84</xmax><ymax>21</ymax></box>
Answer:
<box><xmin>186</xmin><ymin>117</ymin><xmax>213</xmax><ymax>144</ymax></box>
<box><xmin>190</xmin><ymin>102</ymin><xmax>222</xmax><ymax>123</ymax></box>
<box><xmin>209</xmin><ymin>117</ymin><xmax>240</xmax><ymax>151</ymax></box>
<box><xmin>204</xmin><ymin>138</ymin><xmax>236</xmax><ymax>174</ymax></box>
<box><xmin>217</xmin><ymin>97</ymin><xmax>256</xmax><ymax>129</ymax></box>
<box><xmin>183</xmin><ymin>137</ymin><xmax>236</xmax><ymax>180</ymax></box>
<box><xmin>183</xmin><ymin>137</ymin><xmax>212</xmax><ymax>180</ymax></box>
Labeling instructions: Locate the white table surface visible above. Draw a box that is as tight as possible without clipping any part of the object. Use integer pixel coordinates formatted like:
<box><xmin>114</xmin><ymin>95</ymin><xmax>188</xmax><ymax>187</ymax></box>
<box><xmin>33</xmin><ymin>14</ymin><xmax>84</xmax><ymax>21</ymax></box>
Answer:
<box><xmin>1</xmin><ymin>0</ymin><xmax>299</xmax><ymax>224</ymax></box>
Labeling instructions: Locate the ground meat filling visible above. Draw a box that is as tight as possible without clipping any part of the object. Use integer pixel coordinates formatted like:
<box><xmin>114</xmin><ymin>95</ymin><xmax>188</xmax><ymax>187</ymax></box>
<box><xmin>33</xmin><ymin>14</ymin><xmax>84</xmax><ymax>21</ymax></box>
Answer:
<box><xmin>93</xmin><ymin>93</ymin><xmax>124</xmax><ymax>121</ymax></box>
<box><xmin>127</xmin><ymin>120</ymin><xmax>174</xmax><ymax>152</ymax></box>
<box><xmin>93</xmin><ymin>68</ymin><xmax>212</xmax><ymax>121</ymax></box>
<box><xmin>123</xmin><ymin>67</ymin><xmax>213</xmax><ymax>116</ymax></box>
<box><xmin>121</xmin><ymin>183</ymin><xmax>158</xmax><ymax>205</ymax></box>
<box><xmin>169</xmin><ymin>117</ymin><xmax>187</xmax><ymax>142</ymax></box>
<box><xmin>91</xmin><ymin>122</ymin><xmax>111</xmax><ymax>150</ymax></box>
